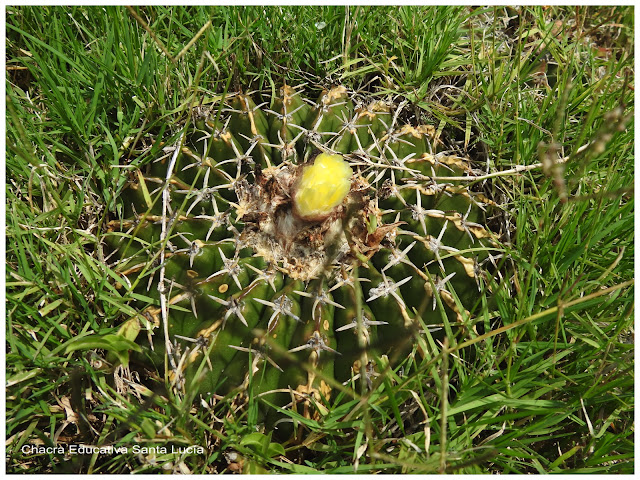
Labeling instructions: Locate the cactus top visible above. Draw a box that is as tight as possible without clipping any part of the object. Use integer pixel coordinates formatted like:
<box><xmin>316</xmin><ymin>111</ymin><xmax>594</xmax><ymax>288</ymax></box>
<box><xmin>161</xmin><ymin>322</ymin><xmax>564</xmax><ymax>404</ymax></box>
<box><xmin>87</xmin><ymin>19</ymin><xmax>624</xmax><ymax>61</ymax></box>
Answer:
<box><xmin>106</xmin><ymin>84</ymin><xmax>500</xmax><ymax>417</ymax></box>
<box><xmin>294</xmin><ymin>153</ymin><xmax>353</xmax><ymax>220</ymax></box>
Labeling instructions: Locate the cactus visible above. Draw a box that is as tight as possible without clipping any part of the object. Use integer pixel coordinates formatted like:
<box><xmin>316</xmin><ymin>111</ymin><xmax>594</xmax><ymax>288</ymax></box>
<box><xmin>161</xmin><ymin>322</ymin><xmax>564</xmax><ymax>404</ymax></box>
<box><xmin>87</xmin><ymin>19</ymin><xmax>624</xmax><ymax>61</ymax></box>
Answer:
<box><xmin>107</xmin><ymin>84</ymin><xmax>498</xmax><ymax>421</ymax></box>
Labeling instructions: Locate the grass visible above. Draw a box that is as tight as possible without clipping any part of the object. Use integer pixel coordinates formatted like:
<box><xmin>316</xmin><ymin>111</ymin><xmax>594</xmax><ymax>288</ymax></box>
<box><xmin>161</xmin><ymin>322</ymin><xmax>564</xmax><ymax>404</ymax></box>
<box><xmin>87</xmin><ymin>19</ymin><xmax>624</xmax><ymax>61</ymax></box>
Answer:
<box><xmin>5</xmin><ymin>5</ymin><xmax>634</xmax><ymax>474</ymax></box>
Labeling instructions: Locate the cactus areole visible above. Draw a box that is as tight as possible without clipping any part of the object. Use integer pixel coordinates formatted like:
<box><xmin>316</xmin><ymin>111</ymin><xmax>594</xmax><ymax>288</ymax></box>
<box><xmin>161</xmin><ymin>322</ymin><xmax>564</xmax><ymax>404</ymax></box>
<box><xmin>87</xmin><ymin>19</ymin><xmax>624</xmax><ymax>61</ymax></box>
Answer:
<box><xmin>108</xmin><ymin>85</ymin><xmax>498</xmax><ymax>422</ymax></box>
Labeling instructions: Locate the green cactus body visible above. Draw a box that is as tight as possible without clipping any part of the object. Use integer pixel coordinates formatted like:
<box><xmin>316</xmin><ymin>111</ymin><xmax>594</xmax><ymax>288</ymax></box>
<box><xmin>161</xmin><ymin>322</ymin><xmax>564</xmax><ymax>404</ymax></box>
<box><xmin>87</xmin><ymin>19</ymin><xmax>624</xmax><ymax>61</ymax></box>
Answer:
<box><xmin>108</xmin><ymin>85</ymin><xmax>497</xmax><ymax>420</ymax></box>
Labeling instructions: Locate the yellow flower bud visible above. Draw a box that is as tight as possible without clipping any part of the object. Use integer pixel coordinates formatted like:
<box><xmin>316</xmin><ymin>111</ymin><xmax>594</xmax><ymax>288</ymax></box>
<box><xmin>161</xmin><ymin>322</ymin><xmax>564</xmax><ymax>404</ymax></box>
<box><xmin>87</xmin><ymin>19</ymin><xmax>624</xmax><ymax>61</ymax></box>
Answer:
<box><xmin>294</xmin><ymin>153</ymin><xmax>353</xmax><ymax>219</ymax></box>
